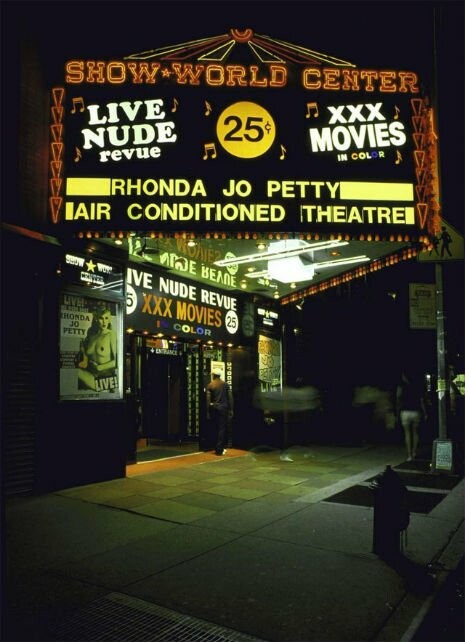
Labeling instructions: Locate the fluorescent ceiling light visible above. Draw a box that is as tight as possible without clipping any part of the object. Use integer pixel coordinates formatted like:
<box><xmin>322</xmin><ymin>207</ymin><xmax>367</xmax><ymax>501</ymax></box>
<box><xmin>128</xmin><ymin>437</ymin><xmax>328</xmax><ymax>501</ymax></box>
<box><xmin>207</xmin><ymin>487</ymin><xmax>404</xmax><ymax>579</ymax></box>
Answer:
<box><xmin>214</xmin><ymin>239</ymin><xmax>370</xmax><ymax>285</ymax></box>
<box><xmin>316</xmin><ymin>255</ymin><xmax>370</xmax><ymax>269</ymax></box>
<box><xmin>268</xmin><ymin>256</ymin><xmax>315</xmax><ymax>283</ymax></box>
<box><xmin>245</xmin><ymin>270</ymin><xmax>270</xmax><ymax>279</ymax></box>
<box><xmin>266</xmin><ymin>254</ymin><xmax>369</xmax><ymax>282</ymax></box>
<box><xmin>245</xmin><ymin>253</ymin><xmax>370</xmax><ymax>283</ymax></box>
<box><xmin>214</xmin><ymin>240</ymin><xmax>348</xmax><ymax>267</ymax></box>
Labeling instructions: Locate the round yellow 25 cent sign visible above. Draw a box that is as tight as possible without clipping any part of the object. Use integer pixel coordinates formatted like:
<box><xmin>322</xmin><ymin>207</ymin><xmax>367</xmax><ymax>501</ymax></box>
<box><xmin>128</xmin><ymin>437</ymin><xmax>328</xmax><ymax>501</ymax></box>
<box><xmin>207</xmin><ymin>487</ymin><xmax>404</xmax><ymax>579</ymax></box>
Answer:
<box><xmin>216</xmin><ymin>101</ymin><xmax>276</xmax><ymax>159</ymax></box>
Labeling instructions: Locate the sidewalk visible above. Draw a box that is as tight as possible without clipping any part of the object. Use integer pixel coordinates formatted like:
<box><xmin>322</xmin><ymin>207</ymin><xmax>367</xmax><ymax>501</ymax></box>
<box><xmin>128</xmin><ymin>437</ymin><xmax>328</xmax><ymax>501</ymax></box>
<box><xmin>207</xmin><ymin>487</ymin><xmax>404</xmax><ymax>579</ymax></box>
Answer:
<box><xmin>3</xmin><ymin>444</ymin><xmax>463</xmax><ymax>642</ymax></box>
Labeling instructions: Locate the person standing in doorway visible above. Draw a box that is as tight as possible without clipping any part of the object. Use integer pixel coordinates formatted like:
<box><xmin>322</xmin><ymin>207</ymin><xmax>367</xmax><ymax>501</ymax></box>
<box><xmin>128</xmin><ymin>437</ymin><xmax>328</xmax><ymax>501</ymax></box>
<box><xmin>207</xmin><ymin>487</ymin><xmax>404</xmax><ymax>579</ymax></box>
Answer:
<box><xmin>207</xmin><ymin>370</ymin><xmax>233</xmax><ymax>456</ymax></box>
<box><xmin>396</xmin><ymin>370</ymin><xmax>427</xmax><ymax>461</ymax></box>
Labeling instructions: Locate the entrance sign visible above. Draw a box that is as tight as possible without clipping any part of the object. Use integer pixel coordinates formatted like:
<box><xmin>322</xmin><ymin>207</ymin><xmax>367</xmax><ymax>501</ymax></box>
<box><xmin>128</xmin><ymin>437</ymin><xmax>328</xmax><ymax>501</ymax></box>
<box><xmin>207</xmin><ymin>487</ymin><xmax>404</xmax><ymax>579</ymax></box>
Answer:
<box><xmin>48</xmin><ymin>29</ymin><xmax>435</xmax><ymax>238</ymax></box>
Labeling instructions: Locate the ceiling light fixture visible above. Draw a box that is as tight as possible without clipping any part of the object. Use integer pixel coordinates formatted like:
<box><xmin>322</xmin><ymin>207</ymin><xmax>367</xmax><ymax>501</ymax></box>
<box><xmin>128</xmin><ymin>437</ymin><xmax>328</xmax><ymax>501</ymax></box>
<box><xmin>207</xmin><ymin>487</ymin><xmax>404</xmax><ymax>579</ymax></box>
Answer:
<box><xmin>268</xmin><ymin>255</ymin><xmax>315</xmax><ymax>283</ymax></box>
<box><xmin>241</xmin><ymin>242</ymin><xmax>370</xmax><ymax>284</ymax></box>
<box><xmin>245</xmin><ymin>269</ymin><xmax>270</xmax><ymax>279</ymax></box>
<box><xmin>214</xmin><ymin>240</ymin><xmax>349</xmax><ymax>267</ymax></box>
<box><xmin>295</xmin><ymin>299</ymin><xmax>305</xmax><ymax>311</ymax></box>
<box><xmin>316</xmin><ymin>255</ymin><xmax>370</xmax><ymax>268</ymax></box>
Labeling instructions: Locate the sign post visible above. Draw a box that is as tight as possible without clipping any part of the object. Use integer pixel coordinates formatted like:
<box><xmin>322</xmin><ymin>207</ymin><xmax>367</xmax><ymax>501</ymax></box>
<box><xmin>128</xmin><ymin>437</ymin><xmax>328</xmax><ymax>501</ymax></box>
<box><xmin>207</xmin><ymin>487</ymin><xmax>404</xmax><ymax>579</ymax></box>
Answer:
<box><xmin>418</xmin><ymin>220</ymin><xmax>464</xmax><ymax>473</ymax></box>
<box><xmin>431</xmin><ymin>261</ymin><xmax>453</xmax><ymax>472</ymax></box>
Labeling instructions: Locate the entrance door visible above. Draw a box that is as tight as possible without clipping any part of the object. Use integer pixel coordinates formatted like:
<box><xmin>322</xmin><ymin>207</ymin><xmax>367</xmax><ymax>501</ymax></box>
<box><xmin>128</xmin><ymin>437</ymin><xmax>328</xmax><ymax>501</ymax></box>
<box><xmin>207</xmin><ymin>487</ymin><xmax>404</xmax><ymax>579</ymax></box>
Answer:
<box><xmin>141</xmin><ymin>349</ymin><xmax>187</xmax><ymax>441</ymax></box>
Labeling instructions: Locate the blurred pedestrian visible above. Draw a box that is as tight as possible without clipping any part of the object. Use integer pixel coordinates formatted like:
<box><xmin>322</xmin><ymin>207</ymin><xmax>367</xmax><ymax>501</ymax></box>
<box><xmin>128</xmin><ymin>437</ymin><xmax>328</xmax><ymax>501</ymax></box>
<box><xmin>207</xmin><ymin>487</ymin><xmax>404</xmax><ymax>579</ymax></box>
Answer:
<box><xmin>352</xmin><ymin>385</ymin><xmax>396</xmax><ymax>443</ymax></box>
<box><xmin>235</xmin><ymin>370</ymin><xmax>266</xmax><ymax>449</ymax></box>
<box><xmin>396</xmin><ymin>370</ymin><xmax>427</xmax><ymax>461</ymax></box>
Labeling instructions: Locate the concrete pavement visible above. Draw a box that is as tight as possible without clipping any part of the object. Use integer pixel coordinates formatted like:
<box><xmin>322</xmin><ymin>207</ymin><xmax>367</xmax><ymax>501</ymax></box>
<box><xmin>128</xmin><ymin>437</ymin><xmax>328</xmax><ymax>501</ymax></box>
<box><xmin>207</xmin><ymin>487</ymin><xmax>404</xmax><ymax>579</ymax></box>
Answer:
<box><xmin>3</xmin><ymin>443</ymin><xmax>463</xmax><ymax>641</ymax></box>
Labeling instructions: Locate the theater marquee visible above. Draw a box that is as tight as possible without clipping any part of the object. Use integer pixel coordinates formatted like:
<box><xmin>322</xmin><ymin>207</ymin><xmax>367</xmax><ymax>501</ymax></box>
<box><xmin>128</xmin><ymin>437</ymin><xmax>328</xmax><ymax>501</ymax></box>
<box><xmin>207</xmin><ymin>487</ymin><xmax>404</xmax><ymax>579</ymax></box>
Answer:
<box><xmin>48</xmin><ymin>28</ymin><xmax>440</xmax><ymax>239</ymax></box>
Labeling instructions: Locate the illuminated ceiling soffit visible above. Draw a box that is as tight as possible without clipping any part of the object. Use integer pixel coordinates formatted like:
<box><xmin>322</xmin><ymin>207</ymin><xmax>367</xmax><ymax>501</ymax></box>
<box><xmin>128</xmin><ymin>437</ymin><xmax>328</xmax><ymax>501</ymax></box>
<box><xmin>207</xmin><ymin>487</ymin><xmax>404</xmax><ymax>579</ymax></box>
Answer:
<box><xmin>112</xmin><ymin>236</ymin><xmax>414</xmax><ymax>302</ymax></box>
<box><xmin>214</xmin><ymin>239</ymin><xmax>370</xmax><ymax>283</ymax></box>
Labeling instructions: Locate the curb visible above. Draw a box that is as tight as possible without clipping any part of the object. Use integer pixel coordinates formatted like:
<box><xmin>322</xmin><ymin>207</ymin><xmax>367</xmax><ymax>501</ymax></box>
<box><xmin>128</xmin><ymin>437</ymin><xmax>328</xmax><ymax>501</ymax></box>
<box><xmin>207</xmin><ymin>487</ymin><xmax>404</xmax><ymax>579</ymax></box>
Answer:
<box><xmin>374</xmin><ymin>480</ymin><xmax>464</xmax><ymax>641</ymax></box>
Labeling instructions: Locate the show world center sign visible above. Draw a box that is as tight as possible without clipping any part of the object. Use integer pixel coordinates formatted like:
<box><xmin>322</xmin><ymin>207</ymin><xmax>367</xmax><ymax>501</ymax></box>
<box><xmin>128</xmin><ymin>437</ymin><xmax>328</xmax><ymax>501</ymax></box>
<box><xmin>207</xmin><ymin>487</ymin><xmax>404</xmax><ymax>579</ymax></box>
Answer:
<box><xmin>48</xmin><ymin>28</ymin><xmax>439</xmax><ymax>239</ymax></box>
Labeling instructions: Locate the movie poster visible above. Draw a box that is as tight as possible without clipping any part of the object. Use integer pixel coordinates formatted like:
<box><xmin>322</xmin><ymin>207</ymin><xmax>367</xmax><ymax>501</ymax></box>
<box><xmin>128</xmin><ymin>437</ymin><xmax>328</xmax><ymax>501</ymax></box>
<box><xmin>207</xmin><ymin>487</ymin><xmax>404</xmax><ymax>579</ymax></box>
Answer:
<box><xmin>59</xmin><ymin>291</ymin><xmax>123</xmax><ymax>400</ymax></box>
<box><xmin>258</xmin><ymin>334</ymin><xmax>282</xmax><ymax>390</ymax></box>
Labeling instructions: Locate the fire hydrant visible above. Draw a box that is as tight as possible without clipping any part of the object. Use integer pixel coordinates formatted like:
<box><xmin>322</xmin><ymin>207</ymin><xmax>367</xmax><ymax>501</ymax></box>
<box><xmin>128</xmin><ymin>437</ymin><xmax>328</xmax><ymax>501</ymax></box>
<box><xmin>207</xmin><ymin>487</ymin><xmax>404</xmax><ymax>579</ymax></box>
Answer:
<box><xmin>371</xmin><ymin>465</ymin><xmax>410</xmax><ymax>561</ymax></box>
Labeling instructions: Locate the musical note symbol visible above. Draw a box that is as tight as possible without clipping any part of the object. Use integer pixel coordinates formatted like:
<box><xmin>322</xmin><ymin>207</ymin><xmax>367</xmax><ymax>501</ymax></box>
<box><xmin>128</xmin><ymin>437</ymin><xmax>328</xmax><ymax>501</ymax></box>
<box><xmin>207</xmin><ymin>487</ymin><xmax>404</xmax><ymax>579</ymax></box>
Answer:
<box><xmin>395</xmin><ymin>150</ymin><xmax>402</xmax><ymax>164</ymax></box>
<box><xmin>279</xmin><ymin>144</ymin><xmax>287</xmax><ymax>160</ymax></box>
<box><xmin>71</xmin><ymin>97</ymin><xmax>85</xmax><ymax>114</ymax></box>
<box><xmin>306</xmin><ymin>101</ymin><xmax>319</xmax><ymax>119</ymax></box>
<box><xmin>394</xmin><ymin>105</ymin><xmax>400</xmax><ymax>120</ymax></box>
<box><xmin>203</xmin><ymin>142</ymin><xmax>217</xmax><ymax>160</ymax></box>
<box><xmin>171</xmin><ymin>98</ymin><xmax>179</xmax><ymax>112</ymax></box>
<box><xmin>204</xmin><ymin>101</ymin><xmax>212</xmax><ymax>117</ymax></box>
<box><xmin>74</xmin><ymin>147</ymin><xmax>82</xmax><ymax>163</ymax></box>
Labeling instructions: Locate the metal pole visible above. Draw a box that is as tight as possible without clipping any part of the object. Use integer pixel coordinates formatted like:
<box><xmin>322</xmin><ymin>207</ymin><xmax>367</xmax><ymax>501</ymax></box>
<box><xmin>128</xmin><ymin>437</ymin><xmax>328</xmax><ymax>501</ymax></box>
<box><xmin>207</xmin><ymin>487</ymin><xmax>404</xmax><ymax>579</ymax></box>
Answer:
<box><xmin>432</xmin><ymin>261</ymin><xmax>454</xmax><ymax>472</ymax></box>
<box><xmin>429</xmin><ymin>8</ymin><xmax>454</xmax><ymax>473</ymax></box>
<box><xmin>281</xmin><ymin>322</ymin><xmax>288</xmax><ymax>450</ymax></box>
<box><xmin>435</xmin><ymin>262</ymin><xmax>447</xmax><ymax>441</ymax></box>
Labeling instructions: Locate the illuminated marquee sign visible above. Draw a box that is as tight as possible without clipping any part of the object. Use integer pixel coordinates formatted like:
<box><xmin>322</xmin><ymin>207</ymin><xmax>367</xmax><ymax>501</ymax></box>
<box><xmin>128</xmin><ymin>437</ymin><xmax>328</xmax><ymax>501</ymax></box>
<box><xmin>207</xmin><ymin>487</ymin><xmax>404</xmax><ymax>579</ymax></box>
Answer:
<box><xmin>63</xmin><ymin>252</ymin><xmax>124</xmax><ymax>294</ymax></box>
<box><xmin>48</xmin><ymin>29</ymin><xmax>436</xmax><ymax>237</ymax></box>
<box><xmin>257</xmin><ymin>306</ymin><xmax>280</xmax><ymax>331</ymax></box>
<box><xmin>126</xmin><ymin>263</ymin><xmax>245</xmax><ymax>342</ymax></box>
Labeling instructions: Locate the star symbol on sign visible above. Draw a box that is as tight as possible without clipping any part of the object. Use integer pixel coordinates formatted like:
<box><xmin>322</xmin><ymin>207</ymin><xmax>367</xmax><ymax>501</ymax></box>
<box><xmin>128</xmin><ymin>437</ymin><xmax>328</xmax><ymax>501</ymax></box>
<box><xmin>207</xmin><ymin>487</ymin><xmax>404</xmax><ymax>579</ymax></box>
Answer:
<box><xmin>161</xmin><ymin>68</ymin><xmax>172</xmax><ymax>78</ymax></box>
<box><xmin>86</xmin><ymin>259</ymin><xmax>96</xmax><ymax>272</ymax></box>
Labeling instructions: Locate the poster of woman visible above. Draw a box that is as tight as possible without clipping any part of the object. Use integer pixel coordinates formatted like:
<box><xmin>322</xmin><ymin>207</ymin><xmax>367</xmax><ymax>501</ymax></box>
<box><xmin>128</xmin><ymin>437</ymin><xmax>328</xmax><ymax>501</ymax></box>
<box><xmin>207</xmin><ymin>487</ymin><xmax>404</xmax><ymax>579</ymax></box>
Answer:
<box><xmin>59</xmin><ymin>293</ymin><xmax>123</xmax><ymax>400</ymax></box>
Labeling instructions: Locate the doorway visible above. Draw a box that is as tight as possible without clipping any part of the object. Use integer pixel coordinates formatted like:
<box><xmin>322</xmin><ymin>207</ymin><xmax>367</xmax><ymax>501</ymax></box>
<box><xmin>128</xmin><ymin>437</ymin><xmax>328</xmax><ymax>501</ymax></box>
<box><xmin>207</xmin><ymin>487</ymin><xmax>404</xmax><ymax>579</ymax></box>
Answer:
<box><xmin>142</xmin><ymin>350</ymin><xmax>185</xmax><ymax>440</ymax></box>
<box><xmin>135</xmin><ymin>339</ymin><xmax>201</xmax><ymax>462</ymax></box>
